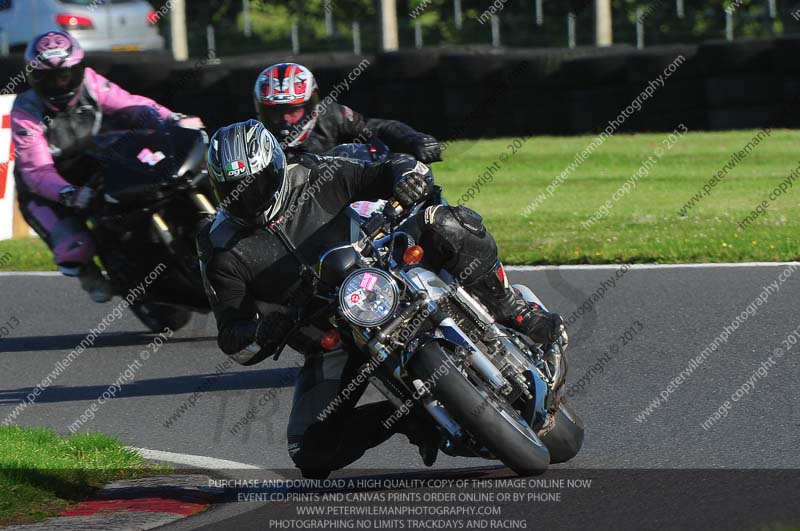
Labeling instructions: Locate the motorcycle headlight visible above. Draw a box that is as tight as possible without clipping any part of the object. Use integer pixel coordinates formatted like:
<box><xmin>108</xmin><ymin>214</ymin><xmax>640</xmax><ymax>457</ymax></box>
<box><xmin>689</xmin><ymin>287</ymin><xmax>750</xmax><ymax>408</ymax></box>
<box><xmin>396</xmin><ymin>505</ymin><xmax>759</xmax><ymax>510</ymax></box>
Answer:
<box><xmin>339</xmin><ymin>268</ymin><xmax>399</xmax><ymax>327</ymax></box>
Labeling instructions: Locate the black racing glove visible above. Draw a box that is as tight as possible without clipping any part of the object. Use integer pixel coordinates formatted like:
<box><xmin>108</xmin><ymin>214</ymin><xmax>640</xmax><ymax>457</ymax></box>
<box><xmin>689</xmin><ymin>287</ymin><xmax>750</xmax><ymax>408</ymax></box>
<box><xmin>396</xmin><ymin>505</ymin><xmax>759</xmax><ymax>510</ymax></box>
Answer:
<box><xmin>254</xmin><ymin>312</ymin><xmax>295</xmax><ymax>352</ymax></box>
<box><xmin>59</xmin><ymin>185</ymin><xmax>94</xmax><ymax>210</ymax></box>
<box><xmin>405</xmin><ymin>133</ymin><xmax>442</xmax><ymax>163</ymax></box>
<box><xmin>390</xmin><ymin>155</ymin><xmax>434</xmax><ymax>209</ymax></box>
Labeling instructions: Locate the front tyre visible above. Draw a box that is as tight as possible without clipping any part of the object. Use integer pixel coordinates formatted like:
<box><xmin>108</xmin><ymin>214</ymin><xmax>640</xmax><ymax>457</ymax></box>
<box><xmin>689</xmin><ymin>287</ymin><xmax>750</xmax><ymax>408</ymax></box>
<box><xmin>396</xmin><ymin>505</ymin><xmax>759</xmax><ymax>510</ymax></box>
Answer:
<box><xmin>408</xmin><ymin>341</ymin><xmax>550</xmax><ymax>476</ymax></box>
<box><xmin>539</xmin><ymin>399</ymin><xmax>584</xmax><ymax>464</ymax></box>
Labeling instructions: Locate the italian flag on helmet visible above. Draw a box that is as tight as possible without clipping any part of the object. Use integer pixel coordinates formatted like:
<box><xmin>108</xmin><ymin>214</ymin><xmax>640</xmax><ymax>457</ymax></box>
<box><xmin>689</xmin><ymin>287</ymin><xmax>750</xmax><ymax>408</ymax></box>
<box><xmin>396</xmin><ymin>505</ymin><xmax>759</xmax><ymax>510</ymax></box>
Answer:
<box><xmin>225</xmin><ymin>160</ymin><xmax>246</xmax><ymax>176</ymax></box>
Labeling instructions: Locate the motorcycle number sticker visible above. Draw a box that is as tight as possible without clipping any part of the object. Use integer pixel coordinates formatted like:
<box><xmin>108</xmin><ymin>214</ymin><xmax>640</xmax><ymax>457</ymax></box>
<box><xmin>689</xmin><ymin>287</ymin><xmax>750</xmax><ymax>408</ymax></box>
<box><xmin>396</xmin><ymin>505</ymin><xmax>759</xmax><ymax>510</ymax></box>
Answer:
<box><xmin>226</xmin><ymin>160</ymin><xmax>247</xmax><ymax>177</ymax></box>
<box><xmin>359</xmin><ymin>272</ymin><xmax>378</xmax><ymax>292</ymax></box>
<box><xmin>137</xmin><ymin>148</ymin><xmax>166</xmax><ymax>166</ymax></box>
<box><xmin>350</xmin><ymin>200</ymin><xmax>385</xmax><ymax>218</ymax></box>
<box><xmin>350</xmin><ymin>293</ymin><xmax>361</xmax><ymax>304</ymax></box>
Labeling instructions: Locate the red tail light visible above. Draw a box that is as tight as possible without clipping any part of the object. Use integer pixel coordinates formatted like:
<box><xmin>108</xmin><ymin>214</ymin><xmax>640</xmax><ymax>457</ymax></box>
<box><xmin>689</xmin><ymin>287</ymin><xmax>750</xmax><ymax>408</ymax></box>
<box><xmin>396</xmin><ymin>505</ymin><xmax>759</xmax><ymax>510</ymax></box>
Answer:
<box><xmin>55</xmin><ymin>14</ymin><xmax>94</xmax><ymax>30</ymax></box>
<box><xmin>147</xmin><ymin>10</ymin><xmax>159</xmax><ymax>25</ymax></box>
<box><xmin>320</xmin><ymin>329</ymin><xmax>341</xmax><ymax>351</ymax></box>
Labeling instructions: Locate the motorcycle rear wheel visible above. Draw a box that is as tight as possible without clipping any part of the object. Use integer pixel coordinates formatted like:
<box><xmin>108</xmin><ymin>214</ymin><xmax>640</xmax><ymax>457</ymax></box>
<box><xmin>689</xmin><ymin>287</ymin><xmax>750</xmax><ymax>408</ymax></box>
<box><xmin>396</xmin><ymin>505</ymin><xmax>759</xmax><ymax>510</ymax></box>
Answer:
<box><xmin>408</xmin><ymin>341</ymin><xmax>551</xmax><ymax>476</ymax></box>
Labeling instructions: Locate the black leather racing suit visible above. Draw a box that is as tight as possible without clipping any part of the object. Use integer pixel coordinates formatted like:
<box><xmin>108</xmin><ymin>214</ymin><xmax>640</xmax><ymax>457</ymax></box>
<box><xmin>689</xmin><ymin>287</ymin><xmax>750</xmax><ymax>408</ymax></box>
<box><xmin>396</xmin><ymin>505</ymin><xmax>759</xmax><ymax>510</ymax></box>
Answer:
<box><xmin>197</xmin><ymin>153</ymin><xmax>502</xmax><ymax>475</ymax></box>
<box><xmin>292</xmin><ymin>101</ymin><xmax>424</xmax><ymax>156</ymax></box>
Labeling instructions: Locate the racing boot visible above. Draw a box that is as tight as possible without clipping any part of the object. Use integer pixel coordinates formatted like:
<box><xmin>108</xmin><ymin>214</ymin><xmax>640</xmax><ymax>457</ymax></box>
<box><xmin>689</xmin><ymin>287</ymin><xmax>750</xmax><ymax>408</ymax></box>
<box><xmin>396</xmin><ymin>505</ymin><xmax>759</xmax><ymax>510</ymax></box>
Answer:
<box><xmin>464</xmin><ymin>260</ymin><xmax>563</xmax><ymax>344</ymax></box>
<box><xmin>78</xmin><ymin>263</ymin><xmax>112</xmax><ymax>303</ymax></box>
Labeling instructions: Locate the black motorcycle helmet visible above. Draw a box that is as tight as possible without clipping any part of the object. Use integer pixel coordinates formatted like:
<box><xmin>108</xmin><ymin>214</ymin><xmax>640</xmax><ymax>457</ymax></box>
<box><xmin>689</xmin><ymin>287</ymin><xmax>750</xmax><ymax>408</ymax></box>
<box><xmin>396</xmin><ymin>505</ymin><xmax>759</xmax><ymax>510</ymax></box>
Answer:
<box><xmin>207</xmin><ymin>120</ymin><xmax>288</xmax><ymax>223</ymax></box>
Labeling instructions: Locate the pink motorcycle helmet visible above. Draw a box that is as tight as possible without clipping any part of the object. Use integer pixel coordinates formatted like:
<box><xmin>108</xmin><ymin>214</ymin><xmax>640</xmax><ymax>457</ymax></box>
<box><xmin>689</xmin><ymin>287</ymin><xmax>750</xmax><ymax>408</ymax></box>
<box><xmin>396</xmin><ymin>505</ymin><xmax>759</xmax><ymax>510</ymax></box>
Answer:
<box><xmin>25</xmin><ymin>31</ymin><xmax>86</xmax><ymax>110</ymax></box>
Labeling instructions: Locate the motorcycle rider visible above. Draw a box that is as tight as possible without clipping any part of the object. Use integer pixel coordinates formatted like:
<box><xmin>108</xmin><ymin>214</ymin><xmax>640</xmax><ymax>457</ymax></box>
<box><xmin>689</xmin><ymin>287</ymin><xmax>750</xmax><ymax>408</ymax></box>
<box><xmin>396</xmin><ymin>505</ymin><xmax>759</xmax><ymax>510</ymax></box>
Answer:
<box><xmin>11</xmin><ymin>30</ymin><xmax>203</xmax><ymax>302</ymax></box>
<box><xmin>197</xmin><ymin>120</ymin><xmax>565</xmax><ymax>477</ymax></box>
<box><xmin>253</xmin><ymin>62</ymin><xmax>442</xmax><ymax>162</ymax></box>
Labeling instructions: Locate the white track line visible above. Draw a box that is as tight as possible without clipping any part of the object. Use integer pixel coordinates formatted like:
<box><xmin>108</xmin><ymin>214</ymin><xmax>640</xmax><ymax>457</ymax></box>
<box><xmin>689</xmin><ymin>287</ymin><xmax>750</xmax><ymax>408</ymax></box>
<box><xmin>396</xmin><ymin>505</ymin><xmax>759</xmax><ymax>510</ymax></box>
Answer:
<box><xmin>129</xmin><ymin>447</ymin><xmax>261</xmax><ymax>470</ymax></box>
<box><xmin>507</xmin><ymin>262</ymin><xmax>800</xmax><ymax>271</ymax></box>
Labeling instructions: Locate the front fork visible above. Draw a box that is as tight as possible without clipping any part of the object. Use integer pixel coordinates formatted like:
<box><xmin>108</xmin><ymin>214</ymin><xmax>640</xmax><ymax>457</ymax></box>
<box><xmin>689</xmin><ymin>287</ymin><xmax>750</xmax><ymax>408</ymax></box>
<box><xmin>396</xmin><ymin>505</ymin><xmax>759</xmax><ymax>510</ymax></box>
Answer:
<box><xmin>151</xmin><ymin>192</ymin><xmax>216</xmax><ymax>250</ymax></box>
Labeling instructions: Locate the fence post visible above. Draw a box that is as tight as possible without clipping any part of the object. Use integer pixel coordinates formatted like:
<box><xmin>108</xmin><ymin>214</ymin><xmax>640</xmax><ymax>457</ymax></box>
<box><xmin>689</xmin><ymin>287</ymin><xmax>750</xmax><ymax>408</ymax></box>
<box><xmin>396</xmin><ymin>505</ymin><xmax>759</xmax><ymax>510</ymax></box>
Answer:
<box><xmin>415</xmin><ymin>20</ymin><xmax>423</xmax><ymax>48</ymax></box>
<box><xmin>768</xmin><ymin>0</ymin><xmax>776</xmax><ymax>18</ymax></box>
<box><xmin>491</xmin><ymin>15</ymin><xmax>501</xmax><ymax>47</ymax></box>
<box><xmin>380</xmin><ymin>0</ymin><xmax>399</xmax><ymax>51</ymax></box>
<box><xmin>291</xmin><ymin>22</ymin><xmax>300</xmax><ymax>53</ymax></box>
<box><xmin>324</xmin><ymin>0</ymin><xmax>334</xmax><ymax>36</ymax></box>
<box><xmin>595</xmin><ymin>0</ymin><xmax>613</xmax><ymax>46</ymax></box>
<box><xmin>636</xmin><ymin>7</ymin><xmax>644</xmax><ymax>49</ymax></box>
<box><xmin>352</xmin><ymin>21</ymin><xmax>362</xmax><ymax>54</ymax></box>
<box><xmin>567</xmin><ymin>12</ymin><xmax>576</xmax><ymax>49</ymax></box>
<box><xmin>676</xmin><ymin>0</ymin><xmax>685</xmax><ymax>19</ymax></box>
<box><xmin>725</xmin><ymin>9</ymin><xmax>733</xmax><ymax>41</ymax></box>
<box><xmin>242</xmin><ymin>0</ymin><xmax>252</xmax><ymax>38</ymax></box>
<box><xmin>169</xmin><ymin>0</ymin><xmax>188</xmax><ymax>61</ymax></box>
<box><xmin>535</xmin><ymin>0</ymin><xmax>543</xmax><ymax>26</ymax></box>
<box><xmin>206</xmin><ymin>25</ymin><xmax>216</xmax><ymax>60</ymax></box>
<box><xmin>454</xmin><ymin>0</ymin><xmax>463</xmax><ymax>30</ymax></box>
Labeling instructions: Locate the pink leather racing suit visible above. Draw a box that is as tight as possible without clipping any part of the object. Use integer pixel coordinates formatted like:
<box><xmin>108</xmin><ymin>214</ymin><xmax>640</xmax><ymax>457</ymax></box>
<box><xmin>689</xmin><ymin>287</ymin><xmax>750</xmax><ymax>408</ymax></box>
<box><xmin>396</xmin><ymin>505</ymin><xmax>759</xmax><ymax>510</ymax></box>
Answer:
<box><xmin>11</xmin><ymin>67</ymin><xmax>174</xmax><ymax>274</ymax></box>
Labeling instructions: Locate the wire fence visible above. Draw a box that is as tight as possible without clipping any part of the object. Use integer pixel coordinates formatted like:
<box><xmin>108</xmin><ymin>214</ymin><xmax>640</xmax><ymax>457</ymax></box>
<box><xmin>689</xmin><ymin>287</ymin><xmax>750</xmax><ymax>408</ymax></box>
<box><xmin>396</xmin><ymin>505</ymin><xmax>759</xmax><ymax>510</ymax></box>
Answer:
<box><xmin>172</xmin><ymin>1</ymin><xmax>800</xmax><ymax>58</ymax></box>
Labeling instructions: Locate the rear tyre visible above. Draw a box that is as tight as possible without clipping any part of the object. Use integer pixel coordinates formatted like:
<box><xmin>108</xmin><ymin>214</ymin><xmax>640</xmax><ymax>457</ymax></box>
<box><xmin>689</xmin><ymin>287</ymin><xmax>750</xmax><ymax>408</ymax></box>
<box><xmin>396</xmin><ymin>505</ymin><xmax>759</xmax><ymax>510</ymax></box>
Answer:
<box><xmin>540</xmin><ymin>400</ymin><xmax>584</xmax><ymax>464</ymax></box>
<box><xmin>131</xmin><ymin>303</ymin><xmax>192</xmax><ymax>333</ymax></box>
<box><xmin>408</xmin><ymin>341</ymin><xmax>550</xmax><ymax>476</ymax></box>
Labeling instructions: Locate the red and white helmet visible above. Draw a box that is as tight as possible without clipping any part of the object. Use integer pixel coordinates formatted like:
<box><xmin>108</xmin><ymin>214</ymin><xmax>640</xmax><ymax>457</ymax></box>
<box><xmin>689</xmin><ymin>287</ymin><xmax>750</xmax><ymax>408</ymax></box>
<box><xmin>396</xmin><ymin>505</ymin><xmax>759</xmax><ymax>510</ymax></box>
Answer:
<box><xmin>25</xmin><ymin>31</ymin><xmax>86</xmax><ymax>110</ymax></box>
<box><xmin>253</xmin><ymin>63</ymin><xmax>320</xmax><ymax>148</ymax></box>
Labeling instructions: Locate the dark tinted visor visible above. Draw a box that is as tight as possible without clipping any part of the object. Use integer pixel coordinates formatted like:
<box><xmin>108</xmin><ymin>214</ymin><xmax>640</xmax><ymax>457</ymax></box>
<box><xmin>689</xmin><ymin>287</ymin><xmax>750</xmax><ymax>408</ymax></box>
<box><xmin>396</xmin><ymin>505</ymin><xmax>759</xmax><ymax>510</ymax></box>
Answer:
<box><xmin>29</xmin><ymin>65</ymin><xmax>85</xmax><ymax>97</ymax></box>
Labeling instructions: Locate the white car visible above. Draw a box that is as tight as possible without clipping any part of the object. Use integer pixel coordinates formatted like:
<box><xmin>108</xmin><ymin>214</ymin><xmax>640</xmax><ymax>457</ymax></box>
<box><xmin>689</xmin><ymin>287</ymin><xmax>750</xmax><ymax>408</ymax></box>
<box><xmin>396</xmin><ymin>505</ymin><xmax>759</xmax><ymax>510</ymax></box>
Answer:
<box><xmin>0</xmin><ymin>0</ymin><xmax>164</xmax><ymax>53</ymax></box>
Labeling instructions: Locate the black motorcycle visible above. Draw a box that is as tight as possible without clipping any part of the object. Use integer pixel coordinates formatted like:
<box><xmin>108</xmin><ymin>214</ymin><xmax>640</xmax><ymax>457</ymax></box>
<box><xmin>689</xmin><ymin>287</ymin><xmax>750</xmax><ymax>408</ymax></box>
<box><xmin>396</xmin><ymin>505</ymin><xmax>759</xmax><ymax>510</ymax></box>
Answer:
<box><xmin>84</xmin><ymin>106</ymin><xmax>215</xmax><ymax>332</ymax></box>
<box><xmin>297</xmin><ymin>143</ymin><xmax>585</xmax><ymax>474</ymax></box>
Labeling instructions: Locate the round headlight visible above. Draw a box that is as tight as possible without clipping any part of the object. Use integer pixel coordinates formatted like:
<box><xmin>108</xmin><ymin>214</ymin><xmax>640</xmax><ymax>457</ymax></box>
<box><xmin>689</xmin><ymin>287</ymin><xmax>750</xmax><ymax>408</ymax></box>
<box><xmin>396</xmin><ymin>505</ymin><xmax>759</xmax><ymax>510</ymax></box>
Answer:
<box><xmin>339</xmin><ymin>268</ymin><xmax>399</xmax><ymax>327</ymax></box>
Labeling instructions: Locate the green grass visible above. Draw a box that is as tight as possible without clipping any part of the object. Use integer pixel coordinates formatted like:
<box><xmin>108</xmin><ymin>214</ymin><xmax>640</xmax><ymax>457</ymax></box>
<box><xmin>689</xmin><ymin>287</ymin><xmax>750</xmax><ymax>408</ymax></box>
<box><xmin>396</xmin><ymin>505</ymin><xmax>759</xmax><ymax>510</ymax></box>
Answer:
<box><xmin>0</xmin><ymin>426</ymin><xmax>170</xmax><ymax>526</ymax></box>
<box><xmin>436</xmin><ymin>129</ymin><xmax>800</xmax><ymax>264</ymax></box>
<box><xmin>0</xmin><ymin>237</ymin><xmax>55</xmax><ymax>271</ymax></box>
<box><xmin>2</xmin><ymin>129</ymin><xmax>800</xmax><ymax>265</ymax></box>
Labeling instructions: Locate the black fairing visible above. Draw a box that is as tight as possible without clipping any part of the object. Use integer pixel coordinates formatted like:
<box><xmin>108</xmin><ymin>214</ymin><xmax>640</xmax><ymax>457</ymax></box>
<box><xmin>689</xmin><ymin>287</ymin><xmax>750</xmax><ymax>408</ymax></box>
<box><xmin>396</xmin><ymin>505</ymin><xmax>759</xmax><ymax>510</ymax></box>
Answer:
<box><xmin>87</xmin><ymin>108</ymin><xmax>205</xmax><ymax>209</ymax></box>
<box><xmin>82</xmin><ymin>106</ymin><xmax>213</xmax><ymax>313</ymax></box>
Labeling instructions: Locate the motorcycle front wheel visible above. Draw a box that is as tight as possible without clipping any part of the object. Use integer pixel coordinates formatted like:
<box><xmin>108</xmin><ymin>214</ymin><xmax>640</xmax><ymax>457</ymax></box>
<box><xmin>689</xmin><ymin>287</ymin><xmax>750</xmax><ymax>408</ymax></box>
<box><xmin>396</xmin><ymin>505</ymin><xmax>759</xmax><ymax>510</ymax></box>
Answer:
<box><xmin>408</xmin><ymin>341</ymin><xmax>551</xmax><ymax>476</ymax></box>
<box><xmin>539</xmin><ymin>399</ymin><xmax>584</xmax><ymax>464</ymax></box>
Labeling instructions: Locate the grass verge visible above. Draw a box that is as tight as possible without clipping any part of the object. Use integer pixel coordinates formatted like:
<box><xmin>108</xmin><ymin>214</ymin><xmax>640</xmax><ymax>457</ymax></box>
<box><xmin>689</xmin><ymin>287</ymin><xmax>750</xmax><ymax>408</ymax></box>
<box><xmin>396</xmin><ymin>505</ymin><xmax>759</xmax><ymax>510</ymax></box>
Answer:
<box><xmin>436</xmin><ymin>129</ymin><xmax>800</xmax><ymax>264</ymax></box>
<box><xmin>0</xmin><ymin>237</ymin><xmax>54</xmax><ymax>272</ymax></box>
<box><xmin>0</xmin><ymin>426</ymin><xmax>170</xmax><ymax>526</ymax></box>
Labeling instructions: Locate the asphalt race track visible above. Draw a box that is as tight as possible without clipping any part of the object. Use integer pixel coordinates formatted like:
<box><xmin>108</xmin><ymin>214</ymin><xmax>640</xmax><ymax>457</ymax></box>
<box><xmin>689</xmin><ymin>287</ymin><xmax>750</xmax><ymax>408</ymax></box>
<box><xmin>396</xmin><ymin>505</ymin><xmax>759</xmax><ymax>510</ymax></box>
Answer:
<box><xmin>1</xmin><ymin>265</ymin><xmax>798</xmax><ymax>530</ymax></box>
